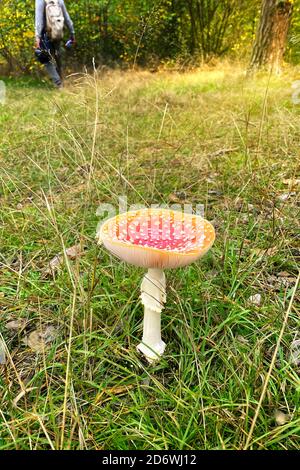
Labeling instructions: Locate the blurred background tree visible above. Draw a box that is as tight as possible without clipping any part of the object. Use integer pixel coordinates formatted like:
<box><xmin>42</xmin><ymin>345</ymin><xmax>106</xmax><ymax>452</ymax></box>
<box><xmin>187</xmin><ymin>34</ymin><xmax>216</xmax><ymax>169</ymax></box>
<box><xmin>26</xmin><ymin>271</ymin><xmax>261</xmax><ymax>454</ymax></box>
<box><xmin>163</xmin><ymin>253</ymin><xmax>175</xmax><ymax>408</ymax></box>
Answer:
<box><xmin>249</xmin><ymin>0</ymin><xmax>294</xmax><ymax>73</ymax></box>
<box><xmin>0</xmin><ymin>0</ymin><xmax>35</xmax><ymax>73</ymax></box>
<box><xmin>0</xmin><ymin>0</ymin><xmax>299</xmax><ymax>74</ymax></box>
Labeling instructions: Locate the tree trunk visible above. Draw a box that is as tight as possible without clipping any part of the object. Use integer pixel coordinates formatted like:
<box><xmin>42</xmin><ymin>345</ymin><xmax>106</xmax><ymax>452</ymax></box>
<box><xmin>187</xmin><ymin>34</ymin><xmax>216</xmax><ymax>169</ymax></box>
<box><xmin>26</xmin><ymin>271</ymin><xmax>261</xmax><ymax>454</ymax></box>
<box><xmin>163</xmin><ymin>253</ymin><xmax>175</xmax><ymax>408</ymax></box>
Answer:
<box><xmin>249</xmin><ymin>0</ymin><xmax>293</xmax><ymax>73</ymax></box>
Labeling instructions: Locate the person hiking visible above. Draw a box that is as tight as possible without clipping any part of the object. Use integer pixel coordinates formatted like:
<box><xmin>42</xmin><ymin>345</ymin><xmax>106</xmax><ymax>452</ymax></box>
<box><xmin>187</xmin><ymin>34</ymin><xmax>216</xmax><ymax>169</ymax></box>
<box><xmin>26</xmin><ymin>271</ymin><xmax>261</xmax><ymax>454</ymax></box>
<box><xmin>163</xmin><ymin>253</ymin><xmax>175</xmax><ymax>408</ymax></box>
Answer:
<box><xmin>35</xmin><ymin>0</ymin><xmax>75</xmax><ymax>88</ymax></box>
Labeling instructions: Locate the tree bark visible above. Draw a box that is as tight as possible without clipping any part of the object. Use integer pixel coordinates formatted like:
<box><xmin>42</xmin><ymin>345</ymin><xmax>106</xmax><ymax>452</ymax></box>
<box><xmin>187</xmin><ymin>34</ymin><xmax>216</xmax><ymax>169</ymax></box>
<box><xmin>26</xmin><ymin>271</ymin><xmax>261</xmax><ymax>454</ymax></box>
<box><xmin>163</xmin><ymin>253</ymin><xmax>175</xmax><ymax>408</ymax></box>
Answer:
<box><xmin>249</xmin><ymin>0</ymin><xmax>293</xmax><ymax>73</ymax></box>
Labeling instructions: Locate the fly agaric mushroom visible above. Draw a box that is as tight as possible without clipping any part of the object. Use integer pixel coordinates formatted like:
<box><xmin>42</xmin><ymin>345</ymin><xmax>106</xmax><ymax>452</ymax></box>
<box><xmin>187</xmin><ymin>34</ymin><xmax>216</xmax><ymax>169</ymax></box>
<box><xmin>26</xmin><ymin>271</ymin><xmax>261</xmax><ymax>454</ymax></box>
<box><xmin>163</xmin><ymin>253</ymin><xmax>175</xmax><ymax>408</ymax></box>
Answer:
<box><xmin>98</xmin><ymin>208</ymin><xmax>215</xmax><ymax>362</ymax></box>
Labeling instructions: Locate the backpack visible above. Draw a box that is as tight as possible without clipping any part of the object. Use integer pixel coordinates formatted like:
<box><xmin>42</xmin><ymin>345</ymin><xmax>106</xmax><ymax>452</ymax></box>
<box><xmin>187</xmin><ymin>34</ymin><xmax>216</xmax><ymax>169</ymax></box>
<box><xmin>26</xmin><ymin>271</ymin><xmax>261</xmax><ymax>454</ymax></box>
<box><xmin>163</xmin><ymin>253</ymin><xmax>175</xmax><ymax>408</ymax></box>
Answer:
<box><xmin>45</xmin><ymin>0</ymin><xmax>65</xmax><ymax>41</ymax></box>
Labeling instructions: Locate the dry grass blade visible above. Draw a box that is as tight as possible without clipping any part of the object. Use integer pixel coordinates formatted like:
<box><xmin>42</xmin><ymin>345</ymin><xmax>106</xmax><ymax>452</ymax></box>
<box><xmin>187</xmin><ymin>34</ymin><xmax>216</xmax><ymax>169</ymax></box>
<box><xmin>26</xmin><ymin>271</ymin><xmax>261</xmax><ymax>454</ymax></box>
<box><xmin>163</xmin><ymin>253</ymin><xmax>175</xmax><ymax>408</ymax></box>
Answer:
<box><xmin>60</xmin><ymin>291</ymin><xmax>77</xmax><ymax>450</ymax></box>
<box><xmin>13</xmin><ymin>387</ymin><xmax>37</xmax><ymax>408</ymax></box>
<box><xmin>1</xmin><ymin>67</ymin><xmax>300</xmax><ymax>450</ymax></box>
<box><xmin>244</xmin><ymin>271</ymin><xmax>300</xmax><ymax>449</ymax></box>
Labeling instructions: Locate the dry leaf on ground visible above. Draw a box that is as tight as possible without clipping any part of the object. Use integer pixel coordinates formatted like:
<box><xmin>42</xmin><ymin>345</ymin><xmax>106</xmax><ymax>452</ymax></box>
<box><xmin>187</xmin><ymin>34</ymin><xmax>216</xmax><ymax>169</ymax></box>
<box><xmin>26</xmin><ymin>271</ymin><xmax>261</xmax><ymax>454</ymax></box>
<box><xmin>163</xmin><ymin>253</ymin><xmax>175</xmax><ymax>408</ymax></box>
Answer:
<box><xmin>248</xmin><ymin>293</ymin><xmax>262</xmax><ymax>306</ymax></box>
<box><xmin>266</xmin><ymin>274</ymin><xmax>297</xmax><ymax>290</ymax></box>
<box><xmin>278</xmin><ymin>271</ymin><xmax>291</xmax><ymax>278</ymax></box>
<box><xmin>23</xmin><ymin>325</ymin><xmax>58</xmax><ymax>353</ymax></box>
<box><xmin>168</xmin><ymin>191</ymin><xmax>187</xmax><ymax>203</ymax></box>
<box><xmin>44</xmin><ymin>254</ymin><xmax>63</xmax><ymax>276</ymax></box>
<box><xmin>274</xmin><ymin>410</ymin><xmax>291</xmax><ymax>426</ymax></box>
<box><xmin>65</xmin><ymin>244</ymin><xmax>84</xmax><ymax>260</ymax></box>
<box><xmin>5</xmin><ymin>319</ymin><xmax>27</xmax><ymax>330</ymax></box>
<box><xmin>44</xmin><ymin>243</ymin><xmax>85</xmax><ymax>276</ymax></box>
<box><xmin>289</xmin><ymin>339</ymin><xmax>300</xmax><ymax>367</ymax></box>
<box><xmin>277</xmin><ymin>192</ymin><xmax>296</xmax><ymax>202</ymax></box>
<box><xmin>0</xmin><ymin>339</ymin><xmax>6</xmax><ymax>364</ymax></box>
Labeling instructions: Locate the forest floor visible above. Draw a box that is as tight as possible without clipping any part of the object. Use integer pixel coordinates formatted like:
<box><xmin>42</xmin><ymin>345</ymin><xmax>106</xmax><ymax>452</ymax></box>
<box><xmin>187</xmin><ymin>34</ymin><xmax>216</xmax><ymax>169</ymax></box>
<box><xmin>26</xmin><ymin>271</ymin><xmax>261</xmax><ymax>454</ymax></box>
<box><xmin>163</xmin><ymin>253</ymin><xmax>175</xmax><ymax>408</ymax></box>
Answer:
<box><xmin>0</xmin><ymin>64</ymin><xmax>299</xmax><ymax>450</ymax></box>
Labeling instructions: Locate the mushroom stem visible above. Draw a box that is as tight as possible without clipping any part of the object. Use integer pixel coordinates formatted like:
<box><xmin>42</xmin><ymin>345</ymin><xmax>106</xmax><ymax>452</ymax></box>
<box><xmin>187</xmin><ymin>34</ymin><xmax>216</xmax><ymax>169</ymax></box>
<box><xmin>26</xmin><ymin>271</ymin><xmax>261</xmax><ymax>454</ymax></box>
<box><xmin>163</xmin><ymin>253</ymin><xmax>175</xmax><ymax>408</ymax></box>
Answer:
<box><xmin>137</xmin><ymin>268</ymin><xmax>166</xmax><ymax>362</ymax></box>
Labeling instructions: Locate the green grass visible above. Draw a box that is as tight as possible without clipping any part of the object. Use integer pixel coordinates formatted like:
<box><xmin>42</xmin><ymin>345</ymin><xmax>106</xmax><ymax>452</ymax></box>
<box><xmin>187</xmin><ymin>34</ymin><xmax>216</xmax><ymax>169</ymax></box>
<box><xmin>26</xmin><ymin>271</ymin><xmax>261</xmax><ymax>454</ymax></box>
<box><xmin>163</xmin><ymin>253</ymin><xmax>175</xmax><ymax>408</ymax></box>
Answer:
<box><xmin>0</xmin><ymin>64</ymin><xmax>299</xmax><ymax>450</ymax></box>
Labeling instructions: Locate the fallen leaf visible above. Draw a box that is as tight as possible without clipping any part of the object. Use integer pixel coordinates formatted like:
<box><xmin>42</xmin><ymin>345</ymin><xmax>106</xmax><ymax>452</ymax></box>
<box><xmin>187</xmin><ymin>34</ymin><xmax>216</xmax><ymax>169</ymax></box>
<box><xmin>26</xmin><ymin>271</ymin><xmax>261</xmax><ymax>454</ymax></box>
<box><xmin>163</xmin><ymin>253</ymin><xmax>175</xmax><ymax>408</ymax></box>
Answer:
<box><xmin>274</xmin><ymin>410</ymin><xmax>290</xmax><ymax>426</ymax></box>
<box><xmin>277</xmin><ymin>192</ymin><xmax>296</xmax><ymax>202</ymax></box>
<box><xmin>240</xmin><ymin>214</ymin><xmax>249</xmax><ymax>224</ymax></box>
<box><xmin>168</xmin><ymin>193</ymin><xmax>180</xmax><ymax>203</ymax></box>
<box><xmin>168</xmin><ymin>191</ymin><xmax>187</xmax><ymax>203</ymax></box>
<box><xmin>5</xmin><ymin>319</ymin><xmax>27</xmax><ymax>330</ymax></box>
<box><xmin>44</xmin><ymin>243</ymin><xmax>84</xmax><ymax>276</ymax></box>
<box><xmin>248</xmin><ymin>293</ymin><xmax>262</xmax><ymax>306</ymax></box>
<box><xmin>24</xmin><ymin>326</ymin><xmax>58</xmax><ymax>353</ymax></box>
<box><xmin>278</xmin><ymin>271</ymin><xmax>291</xmax><ymax>278</ymax></box>
<box><xmin>65</xmin><ymin>243</ymin><xmax>84</xmax><ymax>260</ymax></box>
<box><xmin>44</xmin><ymin>254</ymin><xmax>62</xmax><ymax>276</ymax></box>
<box><xmin>267</xmin><ymin>274</ymin><xmax>297</xmax><ymax>290</ymax></box>
<box><xmin>289</xmin><ymin>339</ymin><xmax>300</xmax><ymax>366</ymax></box>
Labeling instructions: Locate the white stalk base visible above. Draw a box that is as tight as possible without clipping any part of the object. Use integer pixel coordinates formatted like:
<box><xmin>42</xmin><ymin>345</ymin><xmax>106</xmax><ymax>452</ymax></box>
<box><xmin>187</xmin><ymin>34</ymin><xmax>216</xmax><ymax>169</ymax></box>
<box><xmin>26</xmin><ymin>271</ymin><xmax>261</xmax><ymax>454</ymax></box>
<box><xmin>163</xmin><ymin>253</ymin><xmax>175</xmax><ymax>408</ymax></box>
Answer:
<box><xmin>137</xmin><ymin>268</ymin><xmax>166</xmax><ymax>363</ymax></box>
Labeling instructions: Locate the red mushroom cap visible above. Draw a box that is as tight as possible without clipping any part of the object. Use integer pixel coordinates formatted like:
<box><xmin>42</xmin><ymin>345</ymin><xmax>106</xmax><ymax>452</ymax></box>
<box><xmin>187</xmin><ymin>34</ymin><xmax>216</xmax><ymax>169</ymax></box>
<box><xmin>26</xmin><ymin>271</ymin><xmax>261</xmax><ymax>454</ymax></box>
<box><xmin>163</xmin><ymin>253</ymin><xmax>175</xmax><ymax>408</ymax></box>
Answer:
<box><xmin>99</xmin><ymin>208</ymin><xmax>215</xmax><ymax>269</ymax></box>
